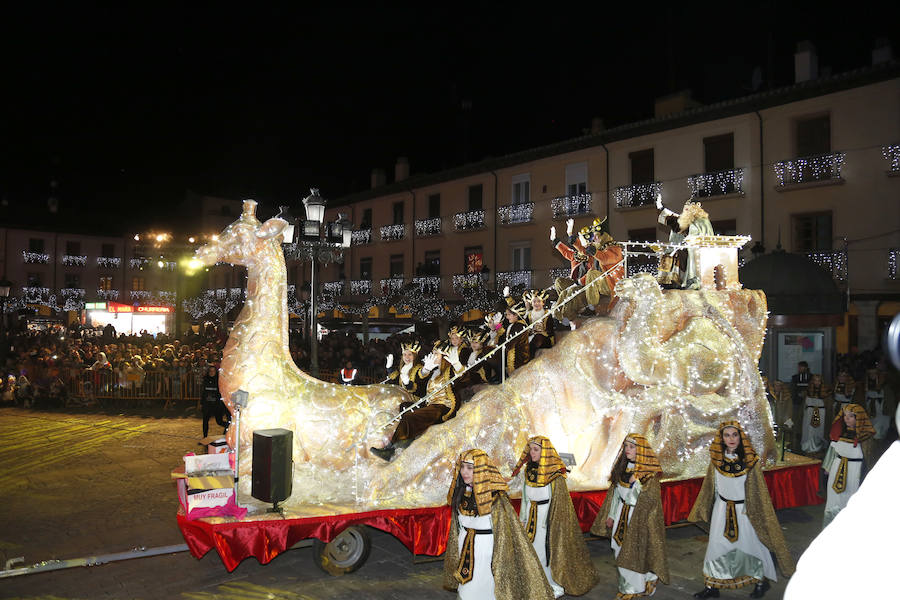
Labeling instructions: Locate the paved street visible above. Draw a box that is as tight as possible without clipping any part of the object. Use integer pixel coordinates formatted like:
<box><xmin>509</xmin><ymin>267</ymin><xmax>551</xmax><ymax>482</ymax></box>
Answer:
<box><xmin>0</xmin><ymin>406</ymin><xmax>823</xmax><ymax>600</ymax></box>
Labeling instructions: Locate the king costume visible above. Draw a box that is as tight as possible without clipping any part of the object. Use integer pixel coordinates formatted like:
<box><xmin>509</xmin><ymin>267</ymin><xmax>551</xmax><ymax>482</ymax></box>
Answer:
<box><xmin>443</xmin><ymin>449</ymin><xmax>554</xmax><ymax>600</ymax></box>
<box><xmin>512</xmin><ymin>435</ymin><xmax>598</xmax><ymax>597</ymax></box>
<box><xmin>591</xmin><ymin>433</ymin><xmax>669</xmax><ymax>600</ymax></box>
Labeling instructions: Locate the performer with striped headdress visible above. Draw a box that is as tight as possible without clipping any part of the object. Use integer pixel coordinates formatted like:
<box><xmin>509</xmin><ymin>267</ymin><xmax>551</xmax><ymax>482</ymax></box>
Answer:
<box><xmin>443</xmin><ymin>449</ymin><xmax>554</xmax><ymax>600</ymax></box>
<box><xmin>689</xmin><ymin>421</ymin><xmax>794</xmax><ymax>598</ymax></box>
<box><xmin>511</xmin><ymin>436</ymin><xmax>597</xmax><ymax>597</ymax></box>
<box><xmin>591</xmin><ymin>433</ymin><xmax>668</xmax><ymax>599</ymax></box>
<box><xmin>822</xmin><ymin>403</ymin><xmax>876</xmax><ymax>527</ymax></box>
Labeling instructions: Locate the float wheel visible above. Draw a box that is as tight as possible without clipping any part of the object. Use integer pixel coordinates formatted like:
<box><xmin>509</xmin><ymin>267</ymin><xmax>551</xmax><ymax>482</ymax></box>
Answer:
<box><xmin>312</xmin><ymin>525</ymin><xmax>371</xmax><ymax>576</ymax></box>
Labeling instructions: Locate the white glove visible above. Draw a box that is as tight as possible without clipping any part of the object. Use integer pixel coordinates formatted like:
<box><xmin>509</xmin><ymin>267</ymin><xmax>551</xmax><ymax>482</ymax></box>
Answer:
<box><xmin>549</xmin><ymin>226</ymin><xmax>556</xmax><ymax>241</ymax></box>
<box><xmin>385</xmin><ymin>354</ymin><xmax>393</xmax><ymax>369</ymax></box>
<box><xmin>655</xmin><ymin>193</ymin><xmax>663</xmax><ymax>210</ymax></box>
<box><xmin>422</xmin><ymin>352</ymin><xmax>439</xmax><ymax>372</ymax></box>
<box><xmin>444</xmin><ymin>346</ymin><xmax>462</xmax><ymax>371</ymax></box>
<box><xmin>503</xmin><ymin>285</ymin><xmax>510</xmax><ymax>298</ymax></box>
<box><xmin>566</xmin><ymin>218</ymin><xmax>574</xmax><ymax>236</ymax></box>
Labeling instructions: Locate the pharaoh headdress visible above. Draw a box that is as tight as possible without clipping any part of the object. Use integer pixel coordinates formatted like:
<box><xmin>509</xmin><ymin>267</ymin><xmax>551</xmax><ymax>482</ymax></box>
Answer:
<box><xmin>616</xmin><ymin>433</ymin><xmax>662</xmax><ymax>482</ymax></box>
<box><xmin>512</xmin><ymin>435</ymin><xmax>568</xmax><ymax>487</ymax></box>
<box><xmin>830</xmin><ymin>403</ymin><xmax>875</xmax><ymax>444</ymax></box>
<box><xmin>447</xmin><ymin>449</ymin><xmax>508</xmax><ymax>515</ymax></box>
<box><xmin>709</xmin><ymin>421</ymin><xmax>758</xmax><ymax>477</ymax></box>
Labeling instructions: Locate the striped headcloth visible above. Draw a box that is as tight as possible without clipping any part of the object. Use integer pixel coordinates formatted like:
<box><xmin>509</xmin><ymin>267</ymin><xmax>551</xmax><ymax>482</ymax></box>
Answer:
<box><xmin>830</xmin><ymin>403</ymin><xmax>875</xmax><ymax>443</ymax></box>
<box><xmin>709</xmin><ymin>421</ymin><xmax>759</xmax><ymax>471</ymax></box>
<box><xmin>513</xmin><ymin>435</ymin><xmax>568</xmax><ymax>487</ymax></box>
<box><xmin>620</xmin><ymin>433</ymin><xmax>662</xmax><ymax>481</ymax></box>
<box><xmin>447</xmin><ymin>449</ymin><xmax>508</xmax><ymax>515</ymax></box>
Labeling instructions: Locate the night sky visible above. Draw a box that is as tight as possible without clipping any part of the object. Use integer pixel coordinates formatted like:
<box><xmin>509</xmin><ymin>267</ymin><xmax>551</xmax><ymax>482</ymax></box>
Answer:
<box><xmin>1</xmin><ymin>3</ymin><xmax>897</xmax><ymax>230</ymax></box>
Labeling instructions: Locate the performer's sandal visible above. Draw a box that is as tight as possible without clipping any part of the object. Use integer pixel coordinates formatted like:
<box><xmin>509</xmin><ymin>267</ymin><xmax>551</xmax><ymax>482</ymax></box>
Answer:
<box><xmin>370</xmin><ymin>445</ymin><xmax>395</xmax><ymax>461</ymax></box>
<box><xmin>693</xmin><ymin>587</ymin><xmax>719</xmax><ymax>599</ymax></box>
<box><xmin>749</xmin><ymin>580</ymin><xmax>770</xmax><ymax>598</ymax></box>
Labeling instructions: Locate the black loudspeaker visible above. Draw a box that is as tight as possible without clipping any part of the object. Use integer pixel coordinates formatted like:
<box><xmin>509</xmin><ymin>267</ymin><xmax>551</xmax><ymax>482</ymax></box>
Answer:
<box><xmin>251</xmin><ymin>428</ymin><xmax>293</xmax><ymax>508</ymax></box>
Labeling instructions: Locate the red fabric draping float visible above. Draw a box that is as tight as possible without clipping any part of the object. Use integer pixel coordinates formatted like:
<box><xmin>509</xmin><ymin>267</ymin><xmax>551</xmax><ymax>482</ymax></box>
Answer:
<box><xmin>178</xmin><ymin>462</ymin><xmax>822</xmax><ymax>572</ymax></box>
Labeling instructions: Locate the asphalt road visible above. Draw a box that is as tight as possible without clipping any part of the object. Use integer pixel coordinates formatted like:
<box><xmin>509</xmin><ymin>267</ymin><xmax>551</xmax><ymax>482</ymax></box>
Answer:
<box><xmin>0</xmin><ymin>406</ymin><xmax>824</xmax><ymax>599</ymax></box>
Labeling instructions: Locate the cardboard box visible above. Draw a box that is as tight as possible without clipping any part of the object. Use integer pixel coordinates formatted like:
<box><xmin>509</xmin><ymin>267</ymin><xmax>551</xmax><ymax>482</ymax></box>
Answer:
<box><xmin>186</xmin><ymin>471</ymin><xmax>234</xmax><ymax>491</ymax></box>
<box><xmin>184</xmin><ymin>452</ymin><xmax>231</xmax><ymax>474</ymax></box>
<box><xmin>187</xmin><ymin>487</ymin><xmax>235</xmax><ymax>511</ymax></box>
<box><xmin>200</xmin><ymin>436</ymin><xmax>229</xmax><ymax>455</ymax></box>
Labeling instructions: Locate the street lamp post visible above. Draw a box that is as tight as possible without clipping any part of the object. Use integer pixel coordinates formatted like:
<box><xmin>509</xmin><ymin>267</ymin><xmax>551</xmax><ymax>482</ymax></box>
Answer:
<box><xmin>288</xmin><ymin>189</ymin><xmax>351</xmax><ymax>379</ymax></box>
<box><xmin>0</xmin><ymin>276</ymin><xmax>12</xmax><ymax>370</ymax></box>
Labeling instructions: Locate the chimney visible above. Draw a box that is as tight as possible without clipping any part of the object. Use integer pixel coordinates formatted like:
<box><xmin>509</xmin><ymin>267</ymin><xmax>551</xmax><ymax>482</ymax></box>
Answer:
<box><xmin>654</xmin><ymin>90</ymin><xmax>700</xmax><ymax>118</ymax></box>
<box><xmin>873</xmin><ymin>37</ymin><xmax>894</xmax><ymax>65</ymax></box>
<box><xmin>394</xmin><ymin>156</ymin><xmax>409</xmax><ymax>182</ymax></box>
<box><xmin>794</xmin><ymin>40</ymin><xmax>818</xmax><ymax>83</ymax></box>
<box><xmin>370</xmin><ymin>168</ymin><xmax>386</xmax><ymax>189</ymax></box>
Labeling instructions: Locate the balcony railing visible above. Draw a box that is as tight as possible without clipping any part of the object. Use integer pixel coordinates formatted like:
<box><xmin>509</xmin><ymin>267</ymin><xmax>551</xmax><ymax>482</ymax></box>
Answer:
<box><xmin>415</xmin><ymin>217</ymin><xmax>442</xmax><ymax>237</ymax></box>
<box><xmin>774</xmin><ymin>152</ymin><xmax>845</xmax><ymax>186</ymax></box>
<box><xmin>626</xmin><ymin>256</ymin><xmax>660</xmax><ymax>278</ymax></box>
<box><xmin>60</xmin><ymin>288</ymin><xmax>86</xmax><ymax>298</ymax></box>
<box><xmin>23</xmin><ymin>287</ymin><xmax>50</xmax><ymax>302</ymax></box>
<box><xmin>498</xmin><ymin>202</ymin><xmax>534</xmax><ymax>225</ymax></box>
<box><xmin>97</xmin><ymin>256</ymin><xmax>122</xmax><ymax>268</ymax></box>
<box><xmin>380</xmin><ymin>224</ymin><xmax>406</xmax><ymax>241</ymax></box>
<box><xmin>350</xmin><ymin>280</ymin><xmax>372</xmax><ymax>295</ymax></box>
<box><xmin>687</xmin><ymin>168</ymin><xmax>745</xmax><ymax>198</ymax></box>
<box><xmin>380</xmin><ymin>277</ymin><xmax>405</xmax><ymax>295</ymax></box>
<box><xmin>882</xmin><ymin>144</ymin><xmax>900</xmax><ymax>173</ymax></box>
<box><xmin>323</xmin><ymin>281</ymin><xmax>345</xmax><ymax>295</ymax></box>
<box><xmin>157</xmin><ymin>291</ymin><xmax>177</xmax><ymax>304</ymax></box>
<box><xmin>130</xmin><ymin>290</ymin><xmax>151</xmax><ymax>300</ymax></box>
<box><xmin>888</xmin><ymin>249</ymin><xmax>897</xmax><ymax>280</ymax></box>
<box><xmin>352</xmin><ymin>229</ymin><xmax>372</xmax><ymax>245</ymax></box>
<box><xmin>496</xmin><ymin>270</ymin><xmax>533</xmax><ymax>290</ymax></box>
<box><xmin>130</xmin><ymin>258</ymin><xmax>150</xmax><ymax>270</ymax></box>
<box><xmin>454</xmin><ymin>210</ymin><xmax>486</xmax><ymax>231</ymax></box>
<box><xmin>551</xmin><ymin>193</ymin><xmax>592</xmax><ymax>218</ymax></box>
<box><xmin>614</xmin><ymin>182</ymin><xmax>662</xmax><ymax>209</ymax></box>
<box><xmin>548</xmin><ymin>266</ymin><xmax>569</xmax><ymax>280</ymax></box>
<box><xmin>62</xmin><ymin>255</ymin><xmax>88</xmax><ymax>266</ymax></box>
<box><xmin>98</xmin><ymin>289</ymin><xmax>120</xmax><ymax>300</ymax></box>
<box><xmin>804</xmin><ymin>249</ymin><xmax>847</xmax><ymax>283</ymax></box>
<box><xmin>452</xmin><ymin>273</ymin><xmax>485</xmax><ymax>293</ymax></box>
<box><xmin>23</xmin><ymin>251</ymin><xmax>50</xmax><ymax>264</ymax></box>
<box><xmin>412</xmin><ymin>276</ymin><xmax>441</xmax><ymax>294</ymax></box>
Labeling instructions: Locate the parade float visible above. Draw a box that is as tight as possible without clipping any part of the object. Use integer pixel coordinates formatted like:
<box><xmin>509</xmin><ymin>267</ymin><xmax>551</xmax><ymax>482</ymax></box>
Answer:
<box><xmin>175</xmin><ymin>200</ymin><xmax>821</xmax><ymax>574</ymax></box>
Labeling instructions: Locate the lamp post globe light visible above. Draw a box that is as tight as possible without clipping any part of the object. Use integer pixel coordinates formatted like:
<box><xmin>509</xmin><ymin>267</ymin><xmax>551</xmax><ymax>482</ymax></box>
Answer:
<box><xmin>290</xmin><ymin>188</ymin><xmax>352</xmax><ymax>379</ymax></box>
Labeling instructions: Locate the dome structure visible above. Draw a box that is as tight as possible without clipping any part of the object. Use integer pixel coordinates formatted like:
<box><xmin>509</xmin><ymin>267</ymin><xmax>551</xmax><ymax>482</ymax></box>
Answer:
<box><xmin>739</xmin><ymin>250</ymin><xmax>844</xmax><ymax>315</ymax></box>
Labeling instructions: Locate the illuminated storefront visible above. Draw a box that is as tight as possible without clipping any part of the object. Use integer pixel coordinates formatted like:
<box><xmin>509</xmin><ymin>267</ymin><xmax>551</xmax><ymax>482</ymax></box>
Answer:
<box><xmin>84</xmin><ymin>302</ymin><xmax>173</xmax><ymax>335</ymax></box>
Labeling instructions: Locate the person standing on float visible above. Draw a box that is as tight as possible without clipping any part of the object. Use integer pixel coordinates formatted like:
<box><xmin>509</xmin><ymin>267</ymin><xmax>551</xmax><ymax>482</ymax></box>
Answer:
<box><xmin>689</xmin><ymin>421</ymin><xmax>795</xmax><ymax>598</ymax></box>
<box><xmin>822</xmin><ymin>403</ymin><xmax>875</xmax><ymax>527</ymax></box>
<box><xmin>443</xmin><ymin>449</ymin><xmax>554</xmax><ymax>600</ymax></box>
<box><xmin>591</xmin><ymin>433</ymin><xmax>669</xmax><ymax>599</ymax></box>
<box><xmin>511</xmin><ymin>435</ymin><xmax>598</xmax><ymax>598</ymax></box>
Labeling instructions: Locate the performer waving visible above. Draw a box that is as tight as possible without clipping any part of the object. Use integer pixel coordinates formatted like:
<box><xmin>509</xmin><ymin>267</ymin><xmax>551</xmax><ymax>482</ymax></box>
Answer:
<box><xmin>524</xmin><ymin>290</ymin><xmax>555</xmax><ymax>355</ymax></box>
<box><xmin>512</xmin><ymin>436</ymin><xmax>598</xmax><ymax>597</ymax></box>
<box><xmin>443</xmin><ymin>449</ymin><xmax>554</xmax><ymax>600</ymax></box>
<box><xmin>689</xmin><ymin>421</ymin><xmax>794</xmax><ymax>598</ymax></box>
<box><xmin>591</xmin><ymin>433</ymin><xmax>668</xmax><ymax>599</ymax></box>
<box><xmin>383</xmin><ymin>341</ymin><xmax>429</xmax><ymax>398</ymax></box>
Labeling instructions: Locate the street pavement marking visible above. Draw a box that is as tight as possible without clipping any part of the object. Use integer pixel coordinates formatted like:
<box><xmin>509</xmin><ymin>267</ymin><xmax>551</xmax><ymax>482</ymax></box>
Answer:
<box><xmin>0</xmin><ymin>415</ymin><xmax>150</xmax><ymax>493</ymax></box>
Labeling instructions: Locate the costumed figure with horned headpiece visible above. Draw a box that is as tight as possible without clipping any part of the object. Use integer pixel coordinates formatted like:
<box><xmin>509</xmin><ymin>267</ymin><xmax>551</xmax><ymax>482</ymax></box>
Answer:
<box><xmin>688</xmin><ymin>421</ymin><xmax>795</xmax><ymax>598</ymax></box>
<box><xmin>591</xmin><ymin>433</ymin><xmax>668</xmax><ymax>599</ymax></box>
<box><xmin>524</xmin><ymin>290</ymin><xmax>556</xmax><ymax>356</ymax></box>
<box><xmin>443</xmin><ymin>449</ymin><xmax>555</xmax><ymax>600</ymax></box>
<box><xmin>512</xmin><ymin>436</ymin><xmax>598</xmax><ymax>597</ymax></box>
<box><xmin>500</xmin><ymin>295</ymin><xmax>531</xmax><ymax>374</ymax></box>
<box><xmin>822</xmin><ymin>403</ymin><xmax>875</xmax><ymax>527</ymax></box>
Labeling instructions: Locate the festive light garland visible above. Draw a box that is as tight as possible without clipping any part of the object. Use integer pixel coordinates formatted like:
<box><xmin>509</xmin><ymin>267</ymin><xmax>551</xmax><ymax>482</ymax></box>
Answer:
<box><xmin>551</xmin><ymin>193</ymin><xmax>592</xmax><ymax>218</ymax></box>
<box><xmin>888</xmin><ymin>249</ymin><xmax>898</xmax><ymax>280</ymax></box>
<box><xmin>548</xmin><ymin>266</ymin><xmax>569</xmax><ymax>280</ymax></box>
<box><xmin>687</xmin><ymin>168</ymin><xmax>744</xmax><ymax>198</ymax></box>
<box><xmin>98</xmin><ymin>289</ymin><xmax>120</xmax><ymax>300</ymax></box>
<box><xmin>614</xmin><ymin>183</ymin><xmax>662</xmax><ymax>209</ymax></box>
<box><xmin>350</xmin><ymin>280</ymin><xmax>372</xmax><ymax>295</ymax></box>
<box><xmin>412</xmin><ymin>276</ymin><xmax>441</xmax><ymax>294</ymax></box>
<box><xmin>96</xmin><ymin>256</ymin><xmax>121</xmax><ymax>268</ymax></box>
<box><xmin>380</xmin><ymin>277</ymin><xmax>405</xmax><ymax>295</ymax></box>
<box><xmin>626</xmin><ymin>258</ymin><xmax>660</xmax><ymax>278</ymax></box>
<box><xmin>415</xmin><ymin>217</ymin><xmax>442</xmax><ymax>237</ymax></box>
<box><xmin>498</xmin><ymin>202</ymin><xmax>534</xmax><ymax>224</ymax></box>
<box><xmin>129</xmin><ymin>258</ymin><xmax>150</xmax><ymax>269</ymax></box>
<box><xmin>882</xmin><ymin>144</ymin><xmax>900</xmax><ymax>172</ymax></box>
<box><xmin>452</xmin><ymin>273</ymin><xmax>483</xmax><ymax>292</ymax></box>
<box><xmin>157</xmin><ymin>291</ymin><xmax>177</xmax><ymax>304</ymax></box>
<box><xmin>22</xmin><ymin>251</ymin><xmax>50</xmax><ymax>264</ymax></box>
<box><xmin>454</xmin><ymin>210</ymin><xmax>486</xmax><ymax>231</ymax></box>
<box><xmin>22</xmin><ymin>287</ymin><xmax>50</xmax><ymax>301</ymax></box>
<box><xmin>62</xmin><ymin>255</ymin><xmax>88</xmax><ymax>266</ymax></box>
<box><xmin>60</xmin><ymin>288</ymin><xmax>86</xmax><ymax>297</ymax></box>
<box><xmin>496</xmin><ymin>270</ymin><xmax>533</xmax><ymax>291</ymax></box>
<box><xmin>773</xmin><ymin>151</ymin><xmax>845</xmax><ymax>186</ymax></box>
<box><xmin>380</xmin><ymin>224</ymin><xmax>406</xmax><ymax>241</ymax></box>
<box><xmin>323</xmin><ymin>281</ymin><xmax>345</xmax><ymax>295</ymax></box>
<box><xmin>804</xmin><ymin>250</ymin><xmax>847</xmax><ymax>282</ymax></box>
<box><xmin>130</xmin><ymin>290</ymin><xmax>151</xmax><ymax>300</ymax></box>
<box><xmin>351</xmin><ymin>229</ymin><xmax>372</xmax><ymax>245</ymax></box>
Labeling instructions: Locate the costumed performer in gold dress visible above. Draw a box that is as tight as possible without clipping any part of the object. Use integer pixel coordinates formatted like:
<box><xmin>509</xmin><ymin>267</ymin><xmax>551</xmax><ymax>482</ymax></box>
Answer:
<box><xmin>510</xmin><ymin>435</ymin><xmax>598</xmax><ymax>597</ymax></box>
<box><xmin>500</xmin><ymin>298</ymin><xmax>531</xmax><ymax>374</ymax></box>
<box><xmin>383</xmin><ymin>341</ymin><xmax>430</xmax><ymax>397</ymax></box>
<box><xmin>822</xmin><ymin>403</ymin><xmax>875</xmax><ymax>527</ymax></box>
<box><xmin>443</xmin><ymin>449</ymin><xmax>554</xmax><ymax>600</ymax></box>
<box><xmin>591</xmin><ymin>433</ymin><xmax>669</xmax><ymax>599</ymax></box>
<box><xmin>689</xmin><ymin>421</ymin><xmax>794</xmax><ymax>598</ymax></box>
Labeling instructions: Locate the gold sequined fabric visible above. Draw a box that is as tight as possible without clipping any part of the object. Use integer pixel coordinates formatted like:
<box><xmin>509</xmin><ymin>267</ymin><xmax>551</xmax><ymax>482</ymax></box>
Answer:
<box><xmin>591</xmin><ymin>475</ymin><xmax>670</xmax><ymax>585</ymax></box>
<box><xmin>442</xmin><ymin>493</ymin><xmax>555</xmax><ymax>600</ymax></box>
<box><xmin>513</xmin><ymin>435</ymin><xmax>568</xmax><ymax>487</ymax></box>
<box><xmin>546</xmin><ymin>477</ymin><xmax>599</xmax><ymax>595</ymax></box>
<box><xmin>709</xmin><ymin>421</ymin><xmax>758</xmax><ymax>476</ymax></box>
<box><xmin>446</xmin><ymin>449</ymin><xmax>508</xmax><ymax>516</ymax></box>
